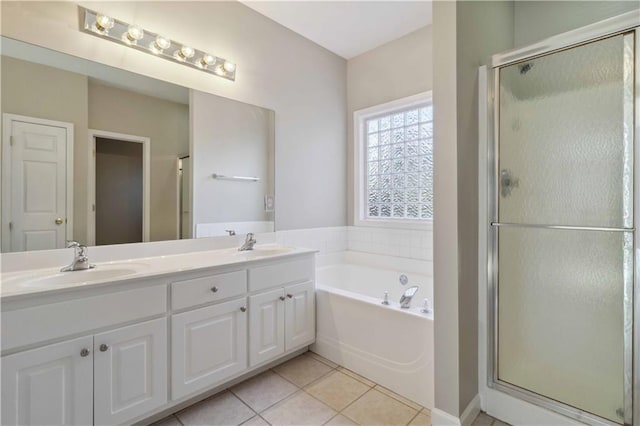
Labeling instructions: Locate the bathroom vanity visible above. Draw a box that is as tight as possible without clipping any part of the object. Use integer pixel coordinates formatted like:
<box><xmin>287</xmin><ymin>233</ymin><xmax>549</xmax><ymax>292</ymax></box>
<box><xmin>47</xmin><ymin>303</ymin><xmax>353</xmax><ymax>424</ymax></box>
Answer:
<box><xmin>0</xmin><ymin>245</ymin><xmax>316</xmax><ymax>425</ymax></box>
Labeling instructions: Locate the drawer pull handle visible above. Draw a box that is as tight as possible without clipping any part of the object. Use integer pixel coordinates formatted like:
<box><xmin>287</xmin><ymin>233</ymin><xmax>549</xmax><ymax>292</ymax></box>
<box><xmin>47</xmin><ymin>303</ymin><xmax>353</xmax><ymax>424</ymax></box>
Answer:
<box><xmin>211</xmin><ymin>286</ymin><xmax>219</xmax><ymax>293</ymax></box>
<box><xmin>240</xmin><ymin>306</ymin><xmax>247</xmax><ymax>312</ymax></box>
<box><xmin>287</xmin><ymin>294</ymin><xmax>293</xmax><ymax>299</ymax></box>
<box><xmin>80</xmin><ymin>348</ymin><xmax>90</xmax><ymax>357</ymax></box>
<box><xmin>279</xmin><ymin>296</ymin><xmax>286</xmax><ymax>301</ymax></box>
<box><xmin>100</xmin><ymin>344</ymin><xmax>109</xmax><ymax>352</ymax></box>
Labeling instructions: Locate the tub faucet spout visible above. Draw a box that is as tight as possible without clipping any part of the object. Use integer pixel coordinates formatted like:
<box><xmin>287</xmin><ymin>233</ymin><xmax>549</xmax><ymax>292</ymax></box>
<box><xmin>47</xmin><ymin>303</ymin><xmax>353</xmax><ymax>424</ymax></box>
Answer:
<box><xmin>399</xmin><ymin>286</ymin><xmax>419</xmax><ymax>309</ymax></box>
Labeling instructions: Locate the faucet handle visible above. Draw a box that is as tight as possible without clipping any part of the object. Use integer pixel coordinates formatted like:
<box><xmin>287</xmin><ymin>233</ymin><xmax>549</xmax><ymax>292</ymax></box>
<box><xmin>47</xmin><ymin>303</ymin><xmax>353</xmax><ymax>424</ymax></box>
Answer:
<box><xmin>66</xmin><ymin>240</ymin><xmax>80</xmax><ymax>248</ymax></box>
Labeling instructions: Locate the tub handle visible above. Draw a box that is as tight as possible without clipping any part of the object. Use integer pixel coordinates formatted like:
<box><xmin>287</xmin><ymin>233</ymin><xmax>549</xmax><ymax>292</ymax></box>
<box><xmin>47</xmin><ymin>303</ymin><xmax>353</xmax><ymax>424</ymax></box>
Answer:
<box><xmin>286</xmin><ymin>294</ymin><xmax>293</xmax><ymax>299</ymax></box>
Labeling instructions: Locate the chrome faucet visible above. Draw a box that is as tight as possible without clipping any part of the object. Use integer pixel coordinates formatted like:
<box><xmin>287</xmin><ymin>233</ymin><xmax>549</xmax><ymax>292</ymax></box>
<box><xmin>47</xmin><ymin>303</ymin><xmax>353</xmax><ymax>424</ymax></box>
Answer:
<box><xmin>399</xmin><ymin>286</ymin><xmax>419</xmax><ymax>309</ymax></box>
<box><xmin>61</xmin><ymin>241</ymin><xmax>95</xmax><ymax>272</ymax></box>
<box><xmin>238</xmin><ymin>233</ymin><xmax>256</xmax><ymax>251</ymax></box>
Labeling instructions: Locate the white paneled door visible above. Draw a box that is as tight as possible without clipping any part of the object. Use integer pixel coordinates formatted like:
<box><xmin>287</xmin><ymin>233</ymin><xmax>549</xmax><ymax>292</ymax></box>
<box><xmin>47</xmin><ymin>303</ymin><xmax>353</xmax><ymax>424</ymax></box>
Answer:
<box><xmin>93</xmin><ymin>318</ymin><xmax>167</xmax><ymax>425</ymax></box>
<box><xmin>171</xmin><ymin>298</ymin><xmax>248</xmax><ymax>400</ymax></box>
<box><xmin>1</xmin><ymin>336</ymin><xmax>93</xmax><ymax>426</ymax></box>
<box><xmin>284</xmin><ymin>281</ymin><xmax>315</xmax><ymax>350</ymax></box>
<box><xmin>249</xmin><ymin>287</ymin><xmax>285</xmax><ymax>366</ymax></box>
<box><xmin>2</xmin><ymin>115</ymin><xmax>73</xmax><ymax>252</ymax></box>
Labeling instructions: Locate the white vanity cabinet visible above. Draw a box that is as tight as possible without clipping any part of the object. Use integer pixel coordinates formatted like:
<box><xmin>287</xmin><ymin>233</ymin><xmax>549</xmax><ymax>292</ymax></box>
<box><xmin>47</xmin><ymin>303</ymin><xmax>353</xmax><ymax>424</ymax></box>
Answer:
<box><xmin>1</xmin><ymin>284</ymin><xmax>168</xmax><ymax>426</ymax></box>
<box><xmin>94</xmin><ymin>318</ymin><xmax>167</xmax><ymax>425</ymax></box>
<box><xmin>1</xmin><ymin>318</ymin><xmax>167</xmax><ymax>426</ymax></box>
<box><xmin>248</xmin><ymin>257</ymin><xmax>315</xmax><ymax>367</ymax></box>
<box><xmin>171</xmin><ymin>298</ymin><xmax>248</xmax><ymax>400</ymax></box>
<box><xmin>1</xmin><ymin>249</ymin><xmax>316</xmax><ymax>426</ymax></box>
<box><xmin>1</xmin><ymin>336</ymin><xmax>94</xmax><ymax>426</ymax></box>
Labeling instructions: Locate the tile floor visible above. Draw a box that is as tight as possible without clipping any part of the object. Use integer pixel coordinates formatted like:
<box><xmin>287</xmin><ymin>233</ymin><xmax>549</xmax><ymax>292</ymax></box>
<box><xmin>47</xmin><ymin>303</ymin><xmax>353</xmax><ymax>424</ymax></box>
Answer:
<box><xmin>152</xmin><ymin>351</ymin><xmax>431</xmax><ymax>426</ymax></box>
<box><xmin>153</xmin><ymin>351</ymin><xmax>505</xmax><ymax>426</ymax></box>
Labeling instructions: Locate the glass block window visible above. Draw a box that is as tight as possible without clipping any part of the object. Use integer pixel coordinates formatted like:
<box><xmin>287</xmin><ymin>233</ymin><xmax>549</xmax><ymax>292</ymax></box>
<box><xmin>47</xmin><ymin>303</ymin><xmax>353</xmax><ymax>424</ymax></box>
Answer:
<box><xmin>364</xmin><ymin>104</ymin><xmax>433</xmax><ymax>220</ymax></box>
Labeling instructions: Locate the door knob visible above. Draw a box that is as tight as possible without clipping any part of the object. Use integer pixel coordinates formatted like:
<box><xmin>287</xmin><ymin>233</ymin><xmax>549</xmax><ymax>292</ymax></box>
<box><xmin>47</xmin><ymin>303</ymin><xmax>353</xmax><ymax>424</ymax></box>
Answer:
<box><xmin>55</xmin><ymin>217</ymin><xmax>64</xmax><ymax>225</ymax></box>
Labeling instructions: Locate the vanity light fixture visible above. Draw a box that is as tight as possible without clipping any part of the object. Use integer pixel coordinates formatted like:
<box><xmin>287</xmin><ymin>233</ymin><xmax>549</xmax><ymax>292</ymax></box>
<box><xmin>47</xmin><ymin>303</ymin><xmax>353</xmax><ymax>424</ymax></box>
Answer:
<box><xmin>79</xmin><ymin>6</ymin><xmax>236</xmax><ymax>81</ymax></box>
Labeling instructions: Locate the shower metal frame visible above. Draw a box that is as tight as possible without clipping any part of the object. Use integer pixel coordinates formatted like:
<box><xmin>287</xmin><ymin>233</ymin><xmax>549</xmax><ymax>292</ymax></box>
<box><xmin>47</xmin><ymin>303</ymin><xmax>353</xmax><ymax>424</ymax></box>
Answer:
<box><xmin>486</xmin><ymin>11</ymin><xmax>640</xmax><ymax>426</ymax></box>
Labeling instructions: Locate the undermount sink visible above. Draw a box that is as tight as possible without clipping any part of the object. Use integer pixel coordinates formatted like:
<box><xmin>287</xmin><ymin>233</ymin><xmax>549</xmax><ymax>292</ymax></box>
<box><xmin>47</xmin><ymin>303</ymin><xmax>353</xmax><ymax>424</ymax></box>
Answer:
<box><xmin>3</xmin><ymin>262</ymin><xmax>149</xmax><ymax>289</ymax></box>
<box><xmin>18</xmin><ymin>269</ymin><xmax>139</xmax><ymax>288</ymax></box>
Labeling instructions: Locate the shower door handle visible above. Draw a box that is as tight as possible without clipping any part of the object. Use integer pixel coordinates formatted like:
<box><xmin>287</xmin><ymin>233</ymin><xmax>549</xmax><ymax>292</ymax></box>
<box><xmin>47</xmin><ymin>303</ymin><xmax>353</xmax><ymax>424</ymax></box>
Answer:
<box><xmin>500</xmin><ymin>169</ymin><xmax>519</xmax><ymax>198</ymax></box>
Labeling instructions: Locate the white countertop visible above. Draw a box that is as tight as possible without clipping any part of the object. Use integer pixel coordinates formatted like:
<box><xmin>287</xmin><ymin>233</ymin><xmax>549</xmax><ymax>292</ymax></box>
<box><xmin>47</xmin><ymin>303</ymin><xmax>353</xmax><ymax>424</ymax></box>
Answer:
<box><xmin>1</xmin><ymin>244</ymin><xmax>316</xmax><ymax>300</ymax></box>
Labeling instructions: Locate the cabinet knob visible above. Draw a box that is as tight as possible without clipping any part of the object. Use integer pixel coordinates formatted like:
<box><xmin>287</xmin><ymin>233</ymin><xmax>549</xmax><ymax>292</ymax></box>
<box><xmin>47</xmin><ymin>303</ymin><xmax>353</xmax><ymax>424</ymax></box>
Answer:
<box><xmin>100</xmin><ymin>344</ymin><xmax>109</xmax><ymax>352</ymax></box>
<box><xmin>287</xmin><ymin>294</ymin><xmax>293</xmax><ymax>299</ymax></box>
<box><xmin>80</xmin><ymin>348</ymin><xmax>90</xmax><ymax>357</ymax></box>
<box><xmin>279</xmin><ymin>296</ymin><xmax>286</xmax><ymax>301</ymax></box>
<box><xmin>240</xmin><ymin>306</ymin><xmax>247</xmax><ymax>312</ymax></box>
<box><xmin>211</xmin><ymin>286</ymin><xmax>219</xmax><ymax>293</ymax></box>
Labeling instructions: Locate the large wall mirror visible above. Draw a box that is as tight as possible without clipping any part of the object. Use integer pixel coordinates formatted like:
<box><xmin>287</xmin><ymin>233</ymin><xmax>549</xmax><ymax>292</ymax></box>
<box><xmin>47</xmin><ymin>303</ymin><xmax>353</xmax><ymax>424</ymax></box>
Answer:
<box><xmin>0</xmin><ymin>37</ymin><xmax>275</xmax><ymax>253</ymax></box>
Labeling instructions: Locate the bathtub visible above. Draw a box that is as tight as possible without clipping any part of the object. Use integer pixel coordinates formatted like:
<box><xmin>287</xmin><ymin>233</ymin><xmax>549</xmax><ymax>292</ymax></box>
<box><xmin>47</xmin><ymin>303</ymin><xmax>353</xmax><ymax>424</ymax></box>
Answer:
<box><xmin>310</xmin><ymin>251</ymin><xmax>434</xmax><ymax>409</ymax></box>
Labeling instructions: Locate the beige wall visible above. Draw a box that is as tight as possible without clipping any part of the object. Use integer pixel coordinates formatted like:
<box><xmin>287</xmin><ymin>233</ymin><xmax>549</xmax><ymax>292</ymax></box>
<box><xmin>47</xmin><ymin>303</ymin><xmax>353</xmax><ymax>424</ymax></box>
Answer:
<box><xmin>1</xmin><ymin>1</ymin><xmax>347</xmax><ymax>231</ymax></box>
<box><xmin>88</xmin><ymin>81</ymin><xmax>188</xmax><ymax>242</ymax></box>
<box><xmin>346</xmin><ymin>26</ymin><xmax>433</xmax><ymax>225</ymax></box>
<box><xmin>1</xmin><ymin>56</ymin><xmax>89</xmax><ymax>242</ymax></box>
<box><xmin>433</xmin><ymin>0</ymin><xmax>515</xmax><ymax>417</ymax></box>
<box><xmin>514</xmin><ymin>0</ymin><xmax>639</xmax><ymax>47</ymax></box>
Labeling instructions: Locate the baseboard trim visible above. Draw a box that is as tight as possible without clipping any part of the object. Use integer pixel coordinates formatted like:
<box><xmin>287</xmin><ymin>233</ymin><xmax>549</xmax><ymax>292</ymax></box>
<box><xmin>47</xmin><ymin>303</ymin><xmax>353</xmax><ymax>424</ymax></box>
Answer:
<box><xmin>431</xmin><ymin>395</ymin><xmax>481</xmax><ymax>426</ymax></box>
<box><xmin>461</xmin><ymin>395</ymin><xmax>481</xmax><ymax>426</ymax></box>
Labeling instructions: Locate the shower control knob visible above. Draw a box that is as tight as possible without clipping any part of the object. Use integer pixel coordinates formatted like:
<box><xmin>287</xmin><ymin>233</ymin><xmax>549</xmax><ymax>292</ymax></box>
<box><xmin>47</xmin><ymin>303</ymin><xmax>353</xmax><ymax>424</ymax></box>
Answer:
<box><xmin>211</xmin><ymin>286</ymin><xmax>219</xmax><ymax>293</ymax></box>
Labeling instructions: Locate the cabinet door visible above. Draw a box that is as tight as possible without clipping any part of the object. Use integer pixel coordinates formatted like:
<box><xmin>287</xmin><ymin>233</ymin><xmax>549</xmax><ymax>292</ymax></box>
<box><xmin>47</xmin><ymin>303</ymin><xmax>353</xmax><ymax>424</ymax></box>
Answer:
<box><xmin>249</xmin><ymin>287</ymin><xmax>285</xmax><ymax>366</ymax></box>
<box><xmin>94</xmin><ymin>318</ymin><xmax>167</xmax><ymax>426</ymax></box>
<box><xmin>285</xmin><ymin>281</ymin><xmax>315</xmax><ymax>350</ymax></box>
<box><xmin>171</xmin><ymin>298</ymin><xmax>248</xmax><ymax>400</ymax></box>
<box><xmin>1</xmin><ymin>336</ymin><xmax>93</xmax><ymax>426</ymax></box>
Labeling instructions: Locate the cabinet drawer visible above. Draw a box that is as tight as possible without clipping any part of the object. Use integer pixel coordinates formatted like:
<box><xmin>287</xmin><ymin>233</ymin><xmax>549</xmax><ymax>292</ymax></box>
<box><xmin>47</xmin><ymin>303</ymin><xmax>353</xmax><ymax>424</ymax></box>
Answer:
<box><xmin>248</xmin><ymin>257</ymin><xmax>314</xmax><ymax>292</ymax></box>
<box><xmin>171</xmin><ymin>270</ymin><xmax>247</xmax><ymax>310</ymax></box>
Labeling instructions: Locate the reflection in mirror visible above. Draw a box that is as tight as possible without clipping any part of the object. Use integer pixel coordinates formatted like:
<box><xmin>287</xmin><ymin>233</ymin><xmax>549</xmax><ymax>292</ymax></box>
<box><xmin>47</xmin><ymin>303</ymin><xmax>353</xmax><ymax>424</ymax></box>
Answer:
<box><xmin>0</xmin><ymin>37</ymin><xmax>275</xmax><ymax>253</ymax></box>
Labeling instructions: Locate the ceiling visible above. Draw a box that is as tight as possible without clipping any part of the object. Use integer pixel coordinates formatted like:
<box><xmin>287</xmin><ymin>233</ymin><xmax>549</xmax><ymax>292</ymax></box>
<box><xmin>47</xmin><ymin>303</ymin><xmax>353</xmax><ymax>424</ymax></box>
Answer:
<box><xmin>240</xmin><ymin>1</ymin><xmax>432</xmax><ymax>59</ymax></box>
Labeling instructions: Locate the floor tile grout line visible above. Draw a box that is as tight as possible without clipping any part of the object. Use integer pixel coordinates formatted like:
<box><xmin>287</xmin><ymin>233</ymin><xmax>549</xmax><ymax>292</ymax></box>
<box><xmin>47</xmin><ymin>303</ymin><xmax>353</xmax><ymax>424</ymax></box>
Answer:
<box><xmin>373</xmin><ymin>384</ymin><xmax>424</xmax><ymax>412</ymax></box>
<box><xmin>335</xmin><ymin>386</ymin><xmax>377</xmax><ymax>421</ymax></box>
<box><xmin>336</xmin><ymin>367</ymin><xmax>376</xmax><ymax>388</ymax></box>
<box><xmin>225</xmin><ymin>388</ymin><xmax>259</xmax><ymax>424</ymax></box>
<box><xmin>405</xmin><ymin>409</ymin><xmax>421</xmax><ymax>426</ymax></box>
<box><xmin>307</xmin><ymin>350</ymin><xmax>340</xmax><ymax>369</ymax></box>
<box><xmin>173</xmin><ymin>413</ymin><xmax>185</xmax><ymax>426</ymax></box>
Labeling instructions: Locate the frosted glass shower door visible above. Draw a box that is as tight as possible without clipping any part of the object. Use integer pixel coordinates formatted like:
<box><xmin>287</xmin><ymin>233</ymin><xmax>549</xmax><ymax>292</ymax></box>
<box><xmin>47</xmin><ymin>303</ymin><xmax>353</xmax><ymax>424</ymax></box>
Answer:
<box><xmin>495</xmin><ymin>33</ymin><xmax>634</xmax><ymax>424</ymax></box>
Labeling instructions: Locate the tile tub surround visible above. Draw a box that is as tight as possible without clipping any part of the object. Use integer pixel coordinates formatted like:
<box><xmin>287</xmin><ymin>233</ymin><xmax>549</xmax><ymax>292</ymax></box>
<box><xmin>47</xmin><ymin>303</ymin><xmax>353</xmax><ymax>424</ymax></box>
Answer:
<box><xmin>153</xmin><ymin>352</ymin><xmax>433</xmax><ymax>426</ymax></box>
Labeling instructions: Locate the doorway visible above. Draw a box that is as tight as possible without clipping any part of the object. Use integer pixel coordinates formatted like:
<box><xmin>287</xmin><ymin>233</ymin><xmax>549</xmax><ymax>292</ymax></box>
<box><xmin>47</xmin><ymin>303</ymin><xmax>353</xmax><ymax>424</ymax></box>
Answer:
<box><xmin>88</xmin><ymin>130</ymin><xmax>150</xmax><ymax>246</ymax></box>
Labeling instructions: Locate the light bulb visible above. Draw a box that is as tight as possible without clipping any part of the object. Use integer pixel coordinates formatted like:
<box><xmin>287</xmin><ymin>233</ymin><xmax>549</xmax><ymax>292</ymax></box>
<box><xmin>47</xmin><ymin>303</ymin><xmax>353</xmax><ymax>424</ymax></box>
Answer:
<box><xmin>94</xmin><ymin>14</ymin><xmax>114</xmax><ymax>33</ymax></box>
<box><xmin>222</xmin><ymin>61</ymin><xmax>236</xmax><ymax>73</ymax></box>
<box><xmin>123</xmin><ymin>25</ymin><xmax>144</xmax><ymax>45</ymax></box>
<box><xmin>174</xmin><ymin>46</ymin><xmax>195</xmax><ymax>62</ymax></box>
<box><xmin>150</xmin><ymin>35</ymin><xmax>171</xmax><ymax>54</ymax></box>
<box><xmin>214</xmin><ymin>65</ymin><xmax>225</xmax><ymax>76</ymax></box>
<box><xmin>197</xmin><ymin>54</ymin><xmax>216</xmax><ymax>68</ymax></box>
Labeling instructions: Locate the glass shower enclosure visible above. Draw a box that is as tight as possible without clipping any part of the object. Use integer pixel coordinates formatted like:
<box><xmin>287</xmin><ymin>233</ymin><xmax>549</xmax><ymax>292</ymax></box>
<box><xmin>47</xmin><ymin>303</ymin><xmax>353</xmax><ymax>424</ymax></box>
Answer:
<box><xmin>487</xmin><ymin>22</ymin><xmax>638</xmax><ymax>426</ymax></box>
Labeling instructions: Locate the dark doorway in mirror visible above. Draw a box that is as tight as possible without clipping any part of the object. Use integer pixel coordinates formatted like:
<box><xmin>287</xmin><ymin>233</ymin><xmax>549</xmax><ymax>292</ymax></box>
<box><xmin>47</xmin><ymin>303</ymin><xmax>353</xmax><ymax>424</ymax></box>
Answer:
<box><xmin>95</xmin><ymin>137</ymin><xmax>143</xmax><ymax>245</ymax></box>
